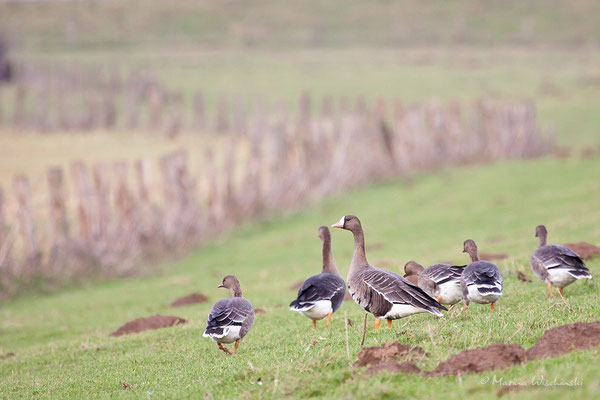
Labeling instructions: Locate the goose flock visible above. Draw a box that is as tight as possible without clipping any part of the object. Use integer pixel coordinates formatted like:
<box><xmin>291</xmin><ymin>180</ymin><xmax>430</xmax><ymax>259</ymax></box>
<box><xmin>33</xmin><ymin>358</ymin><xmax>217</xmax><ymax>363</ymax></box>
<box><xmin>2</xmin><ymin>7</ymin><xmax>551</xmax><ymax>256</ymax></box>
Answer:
<box><xmin>203</xmin><ymin>216</ymin><xmax>593</xmax><ymax>355</ymax></box>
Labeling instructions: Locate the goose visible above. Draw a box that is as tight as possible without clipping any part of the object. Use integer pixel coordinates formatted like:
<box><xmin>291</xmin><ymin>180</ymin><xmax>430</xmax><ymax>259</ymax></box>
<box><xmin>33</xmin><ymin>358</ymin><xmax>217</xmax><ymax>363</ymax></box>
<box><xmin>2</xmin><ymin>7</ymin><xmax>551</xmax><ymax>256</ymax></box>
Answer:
<box><xmin>332</xmin><ymin>215</ymin><xmax>446</xmax><ymax>331</ymax></box>
<box><xmin>530</xmin><ymin>225</ymin><xmax>592</xmax><ymax>298</ymax></box>
<box><xmin>203</xmin><ymin>275</ymin><xmax>254</xmax><ymax>355</ymax></box>
<box><xmin>461</xmin><ymin>240</ymin><xmax>503</xmax><ymax>311</ymax></box>
<box><xmin>290</xmin><ymin>226</ymin><xmax>347</xmax><ymax>328</ymax></box>
<box><xmin>403</xmin><ymin>261</ymin><xmax>466</xmax><ymax>306</ymax></box>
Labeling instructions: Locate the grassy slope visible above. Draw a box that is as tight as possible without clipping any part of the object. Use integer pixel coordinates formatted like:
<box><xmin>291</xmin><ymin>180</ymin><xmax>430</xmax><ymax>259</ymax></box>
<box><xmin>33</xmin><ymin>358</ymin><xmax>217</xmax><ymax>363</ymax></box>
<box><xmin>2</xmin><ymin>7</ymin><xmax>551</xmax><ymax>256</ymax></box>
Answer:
<box><xmin>1</xmin><ymin>156</ymin><xmax>599</xmax><ymax>399</ymax></box>
<box><xmin>2</xmin><ymin>0</ymin><xmax>600</xmax><ymax>49</ymax></box>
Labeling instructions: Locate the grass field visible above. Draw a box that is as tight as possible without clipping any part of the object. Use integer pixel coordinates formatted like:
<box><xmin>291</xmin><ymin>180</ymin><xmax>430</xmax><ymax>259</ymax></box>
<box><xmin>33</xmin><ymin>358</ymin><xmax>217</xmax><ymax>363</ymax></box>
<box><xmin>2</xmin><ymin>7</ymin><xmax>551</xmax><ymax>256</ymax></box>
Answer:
<box><xmin>1</xmin><ymin>155</ymin><xmax>599</xmax><ymax>399</ymax></box>
<box><xmin>2</xmin><ymin>1</ymin><xmax>600</xmax><ymax>398</ymax></box>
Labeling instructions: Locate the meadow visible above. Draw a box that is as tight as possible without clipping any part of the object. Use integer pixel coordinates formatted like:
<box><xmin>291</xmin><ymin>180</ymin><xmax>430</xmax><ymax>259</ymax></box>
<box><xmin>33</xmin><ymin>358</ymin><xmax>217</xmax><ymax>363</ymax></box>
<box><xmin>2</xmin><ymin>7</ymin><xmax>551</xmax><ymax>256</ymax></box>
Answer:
<box><xmin>1</xmin><ymin>1</ymin><xmax>600</xmax><ymax>398</ymax></box>
<box><xmin>1</xmin><ymin>156</ymin><xmax>599</xmax><ymax>399</ymax></box>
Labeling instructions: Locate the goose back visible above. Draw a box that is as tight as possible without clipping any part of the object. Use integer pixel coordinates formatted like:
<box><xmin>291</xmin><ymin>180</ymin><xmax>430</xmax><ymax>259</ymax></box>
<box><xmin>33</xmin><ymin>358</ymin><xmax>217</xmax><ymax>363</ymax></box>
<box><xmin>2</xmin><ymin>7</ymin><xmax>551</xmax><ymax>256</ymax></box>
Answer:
<box><xmin>203</xmin><ymin>297</ymin><xmax>255</xmax><ymax>344</ymax></box>
<box><xmin>531</xmin><ymin>244</ymin><xmax>591</xmax><ymax>287</ymax></box>
<box><xmin>460</xmin><ymin>261</ymin><xmax>503</xmax><ymax>304</ymax></box>
<box><xmin>290</xmin><ymin>273</ymin><xmax>346</xmax><ymax>314</ymax></box>
<box><xmin>349</xmin><ymin>267</ymin><xmax>445</xmax><ymax>318</ymax></box>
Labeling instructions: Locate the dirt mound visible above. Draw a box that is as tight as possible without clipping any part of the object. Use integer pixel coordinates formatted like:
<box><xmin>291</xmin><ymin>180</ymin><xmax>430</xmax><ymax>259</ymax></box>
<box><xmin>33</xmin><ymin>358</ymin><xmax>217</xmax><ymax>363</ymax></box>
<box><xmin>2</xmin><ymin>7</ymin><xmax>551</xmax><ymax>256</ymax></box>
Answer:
<box><xmin>364</xmin><ymin>360</ymin><xmax>420</xmax><ymax>376</ymax></box>
<box><xmin>110</xmin><ymin>315</ymin><xmax>187</xmax><ymax>337</ymax></box>
<box><xmin>354</xmin><ymin>342</ymin><xmax>427</xmax><ymax>367</ymax></box>
<box><xmin>170</xmin><ymin>293</ymin><xmax>208</xmax><ymax>307</ymax></box>
<box><xmin>517</xmin><ymin>271</ymin><xmax>532</xmax><ymax>283</ymax></box>
<box><xmin>254</xmin><ymin>308</ymin><xmax>266</xmax><ymax>314</ymax></box>
<box><xmin>564</xmin><ymin>242</ymin><xmax>600</xmax><ymax>260</ymax></box>
<box><xmin>428</xmin><ymin>343</ymin><xmax>526</xmax><ymax>376</ymax></box>
<box><xmin>480</xmin><ymin>252</ymin><xmax>508</xmax><ymax>261</ymax></box>
<box><xmin>526</xmin><ymin>322</ymin><xmax>600</xmax><ymax>360</ymax></box>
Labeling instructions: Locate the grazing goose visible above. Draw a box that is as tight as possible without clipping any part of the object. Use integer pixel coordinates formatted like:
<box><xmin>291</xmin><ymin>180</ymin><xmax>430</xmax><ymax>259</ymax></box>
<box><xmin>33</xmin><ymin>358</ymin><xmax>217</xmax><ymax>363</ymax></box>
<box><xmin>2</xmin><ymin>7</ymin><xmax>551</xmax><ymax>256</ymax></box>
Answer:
<box><xmin>290</xmin><ymin>226</ymin><xmax>347</xmax><ymax>328</ymax></box>
<box><xmin>461</xmin><ymin>240</ymin><xmax>503</xmax><ymax>311</ymax></box>
<box><xmin>332</xmin><ymin>215</ymin><xmax>446</xmax><ymax>331</ymax></box>
<box><xmin>203</xmin><ymin>275</ymin><xmax>254</xmax><ymax>355</ymax></box>
<box><xmin>404</xmin><ymin>261</ymin><xmax>466</xmax><ymax>306</ymax></box>
<box><xmin>530</xmin><ymin>225</ymin><xmax>592</xmax><ymax>298</ymax></box>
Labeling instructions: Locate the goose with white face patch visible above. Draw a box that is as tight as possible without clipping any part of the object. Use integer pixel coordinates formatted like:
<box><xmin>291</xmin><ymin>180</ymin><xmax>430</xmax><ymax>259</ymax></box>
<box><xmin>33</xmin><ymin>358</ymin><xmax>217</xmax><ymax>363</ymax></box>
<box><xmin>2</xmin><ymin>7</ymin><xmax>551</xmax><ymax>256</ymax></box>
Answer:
<box><xmin>290</xmin><ymin>226</ymin><xmax>347</xmax><ymax>328</ymax></box>
<box><xmin>404</xmin><ymin>261</ymin><xmax>466</xmax><ymax>306</ymax></box>
<box><xmin>203</xmin><ymin>275</ymin><xmax>254</xmax><ymax>355</ymax></box>
<box><xmin>461</xmin><ymin>240</ymin><xmax>503</xmax><ymax>311</ymax></box>
<box><xmin>332</xmin><ymin>215</ymin><xmax>446</xmax><ymax>331</ymax></box>
<box><xmin>530</xmin><ymin>225</ymin><xmax>592</xmax><ymax>298</ymax></box>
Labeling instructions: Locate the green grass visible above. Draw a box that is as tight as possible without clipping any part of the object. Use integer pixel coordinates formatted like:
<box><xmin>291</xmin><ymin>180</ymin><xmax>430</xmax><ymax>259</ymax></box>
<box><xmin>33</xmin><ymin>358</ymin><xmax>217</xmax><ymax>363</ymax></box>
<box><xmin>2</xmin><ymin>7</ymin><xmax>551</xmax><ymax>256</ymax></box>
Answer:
<box><xmin>3</xmin><ymin>0</ymin><xmax>600</xmax><ymax>50</ymax></box>
<box><xmin>1</xmin><ymin>156</ymin><xmax>599</xmax><ymax>399</ymax></box>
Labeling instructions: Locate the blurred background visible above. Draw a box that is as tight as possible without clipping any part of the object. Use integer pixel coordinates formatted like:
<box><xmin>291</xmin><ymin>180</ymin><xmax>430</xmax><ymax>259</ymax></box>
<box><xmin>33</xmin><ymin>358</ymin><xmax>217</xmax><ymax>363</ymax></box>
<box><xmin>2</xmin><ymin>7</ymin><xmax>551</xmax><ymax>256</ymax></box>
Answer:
<box><xmin>0</xmin><ymin>0</ymin><xmax>599</xmax><ymax>298</ymax></box>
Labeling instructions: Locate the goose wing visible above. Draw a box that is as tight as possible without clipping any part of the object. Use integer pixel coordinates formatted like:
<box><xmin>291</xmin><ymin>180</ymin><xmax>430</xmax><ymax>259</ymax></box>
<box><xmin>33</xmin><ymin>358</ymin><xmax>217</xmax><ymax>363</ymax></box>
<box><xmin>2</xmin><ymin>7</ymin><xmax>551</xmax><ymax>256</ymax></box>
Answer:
<box><xmin>463</xmin><ymin>261</ymin><xmax>503</xmax><ymax>295</ymax></box>
<box><xmin>290</xmin><ymin>273</ymin><xmax>346</xmax><ymax>311</ymax></box>
<box><xmin>535</xmin><ymin>245</ymin><xmax>591</xmax><ymax>278</ymax></box>
<box><xmin>424</xmin><ymin>263</ymin><xmax>466</xmax><ymax>285</ymax></box>
<box><xmin>204</xmin><ymin>298</ymin><xmax>253</xmax><ymax>336</ymax></box>
<box><xmin>362</xmin><ymin>268</ymin><xmax>446</xmax><ymax>315</ymax></box>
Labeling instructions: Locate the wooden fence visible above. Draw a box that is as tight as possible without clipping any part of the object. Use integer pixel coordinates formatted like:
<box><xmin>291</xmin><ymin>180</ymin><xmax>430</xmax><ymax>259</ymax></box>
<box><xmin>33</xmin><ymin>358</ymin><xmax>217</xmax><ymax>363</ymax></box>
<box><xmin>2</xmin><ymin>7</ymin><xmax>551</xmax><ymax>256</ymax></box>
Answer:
<box><xmin>0</xmin><ymin>95</ymin><xmax>551</xmax><ymax>297</ymax></box>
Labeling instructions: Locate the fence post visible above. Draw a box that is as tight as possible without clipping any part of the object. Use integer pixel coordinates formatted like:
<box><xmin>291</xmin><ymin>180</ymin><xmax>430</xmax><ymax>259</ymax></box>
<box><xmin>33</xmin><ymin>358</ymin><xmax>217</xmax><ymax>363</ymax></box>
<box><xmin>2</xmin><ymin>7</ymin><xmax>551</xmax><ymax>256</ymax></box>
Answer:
<box><xmin>47</xmin><ymin>167</ymin><xmax>70</xmax><ymax>270</ymax></box>
<box><xmin>13</xmin><ymin>175</ymin><xmax>39</xmax><ymax>273</ymax></box>
<box><xmin>47</xmin><ymin>168</ymin><xmax>69</xmax><ymax>244</ymax></box>
<box><xmin>92</xmin><ymin>164</ymin><xmax>110</xmax><ymax>241</ymax></box>
<box><xmin>71</xmin><ymin>161</ymin><xmax>94</xmax><ymax>243</ymax></box>
<box><xmin>113</xmin><ymin>161</ymin><xmax>139</xmax><ymax>263</ymax></box>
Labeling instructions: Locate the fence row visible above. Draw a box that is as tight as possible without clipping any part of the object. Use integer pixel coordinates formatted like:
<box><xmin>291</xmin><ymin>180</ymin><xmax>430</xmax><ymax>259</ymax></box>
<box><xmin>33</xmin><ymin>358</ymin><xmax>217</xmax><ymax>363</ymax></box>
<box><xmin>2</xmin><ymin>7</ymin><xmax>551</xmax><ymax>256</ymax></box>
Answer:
<box><xmin>0</xmin><ymin>97</ymin><xmax>552</xmax><ymax>297</ymax></box>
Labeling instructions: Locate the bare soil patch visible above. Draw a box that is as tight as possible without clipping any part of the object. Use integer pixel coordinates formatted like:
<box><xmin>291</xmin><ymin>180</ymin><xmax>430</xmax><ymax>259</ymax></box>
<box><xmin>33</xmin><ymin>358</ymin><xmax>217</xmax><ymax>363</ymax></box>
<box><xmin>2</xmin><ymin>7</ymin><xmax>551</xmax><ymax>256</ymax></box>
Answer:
<box><xmin>563</xmin><ymin>242</ymin><xmax>600</xmax><ymax>260</ymax></box>
<box><xmin>170</xmin><ymin>293</ymin><xmax>208</xmax><ymax>307</ymax></box>
<box><xmin>254</xmin><ymin>308</ymin><xmax>266</xmax><ymax>314</ymax></box>
<box><xmin>517</xmin><ymin>271</ymin><xmax>532</xmax><ymax>283</ymax></box>
<box><xmin>355</xmin><ymin>342</ymin><xmax>427</xmax><ymax>367</ymax></box>
<box><xmin>526</xmin><ymin>322</ymin><xmax>600</xmax><ymax>360</ymax></box>
<box><xmin>362</xmin><ymin>322</ymin><xmax>600</xmax><ymax>377</ymax></box>
<box><xmin>110</xmin><ymin>315</ymin><xmax>187</xmax><ymax>337</ymax></box>
<box><xmin>0</xmin><ymin>352</ymin><xmax>15</xmax><ymax>360</ymax></box>
<box><xmin>480</xmin><ymin>252</ymin><xmax>508</xmax><ymax>261</ymax></box>
<box><xmin>427</xmin><ymin>343</ymin><xmax>526</xmax><ymax>376</ymax></box>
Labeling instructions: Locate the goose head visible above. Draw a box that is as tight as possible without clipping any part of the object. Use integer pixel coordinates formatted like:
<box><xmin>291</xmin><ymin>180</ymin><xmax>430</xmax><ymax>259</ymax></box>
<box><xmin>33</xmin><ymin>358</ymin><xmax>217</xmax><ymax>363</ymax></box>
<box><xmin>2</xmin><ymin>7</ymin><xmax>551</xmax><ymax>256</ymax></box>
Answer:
<box><xmin>218</xmin><ymin>275</ymin><xmax>242</xmax><ymax>297</ymax></box>
<box><xmin>535</xmin><ymin>225</ymin><xmax>548</xmax><ymax>247</ymax></box>
<box><xmin>404</xmin><ymin>261</ymin><xmax>424</xmax><ymax>277</ymax></box>
<box><xmin>317</xmin><ymin>225</ymin><xmax>330</xmax><ymax>241</ymax></box>
<box><xmin>331</xmin><ymin>215</ymin><xmax>361</xmax><ymax>232</ymax></box>
<box><xmin>463</xmin><ymin>239</ymin><xmax>480</xmax><ymax>262</ymax></box>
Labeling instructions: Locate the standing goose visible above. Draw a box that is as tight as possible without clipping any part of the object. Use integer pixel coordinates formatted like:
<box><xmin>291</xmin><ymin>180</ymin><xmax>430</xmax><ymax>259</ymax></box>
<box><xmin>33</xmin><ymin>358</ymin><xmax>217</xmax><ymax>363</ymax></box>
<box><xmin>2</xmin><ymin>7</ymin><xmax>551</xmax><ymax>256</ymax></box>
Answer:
<box><xmin>290</xmin><ymin>226</ymin><xmax>347</xmax><ymax>328</ymax></box>
<box><xmin>461</xmin><ymin>240</ymin><xmax>503</xmax><ymax>311</ymax></box>
<box><xmin>404</xmin><ymin>261</ymin><xmax>466</xmax><ymax>306</ymax></box>
<box><xmin>203</xmin><ymin>275</ymin><xmax>254</xmax><ymax>355</ymax></box>
<box><xmin>332</xmin><ymin>215</ymin><xmax>446</xmax><ymax>331</ymax></box>
<box><xmin>530</xmin><ymin>225</ymin><xmax>592</xmax><ymax>298</ymax></box>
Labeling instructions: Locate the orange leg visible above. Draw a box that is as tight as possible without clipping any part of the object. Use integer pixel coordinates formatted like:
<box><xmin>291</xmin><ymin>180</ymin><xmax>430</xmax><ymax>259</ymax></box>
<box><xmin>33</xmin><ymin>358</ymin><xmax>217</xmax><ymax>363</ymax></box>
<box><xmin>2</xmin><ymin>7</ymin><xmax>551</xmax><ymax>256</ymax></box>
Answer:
<box><xmin>558</xmin><ymin>287</ymin><xmax>564</xmax><ymax>298</ymax></box>
<box><xmin>437</xmin><ymin>295</ymin><xmax>442</xmax><ymax>303</ymax></box>
<box><xmin>387</xmin><ymin>319</ymin><xmax>392</xmax><ymax>329</ymax></box>
<box><xmin>218</xmin><ymin>343</ymin><xmax>234</xmax><ymax>355</ymax></box>
<box><xmin>490</xmin><ymin>302</ymin><xmax>495</xmax><ymax>312</ymax></box>
<box><xmin>462</xmin><ymin>304</ymin><xmax>469</xmax><ymax>311</ymax></box>
<box><xmin>375</xmin><ymin>318</ymin><xmax>381</xmax><ymax>331</ymax></box>
<box><xmin>233</xmin><ymin>340</ymin><xmax>240</xmax><ymax>355</ymax></box>
<box><xmin>312</xmin><ymin>320</ymin><xmax>317</xmax><ymax>329</ymax></box>
<box><xmin>547</xmin><ymin>282</ymin><xmax>554</xmax><ymax>298</ymax></box>
<box><xmin>324</xmin><ymin>312</ymin><xmax>332</xmax><ymax>328</ymax></box>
